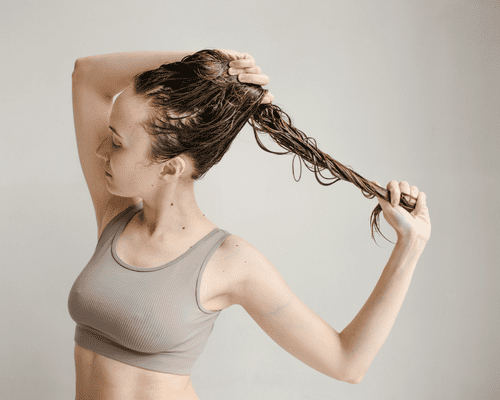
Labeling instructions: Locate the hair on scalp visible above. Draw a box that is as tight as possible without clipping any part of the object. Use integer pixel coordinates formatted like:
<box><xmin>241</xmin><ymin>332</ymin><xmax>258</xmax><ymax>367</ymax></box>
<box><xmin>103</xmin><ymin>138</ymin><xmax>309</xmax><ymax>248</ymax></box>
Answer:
<box><xmin>132</xmin><ymin>49</ymin><xmax>417</xmax><ymax>244</ymax></box>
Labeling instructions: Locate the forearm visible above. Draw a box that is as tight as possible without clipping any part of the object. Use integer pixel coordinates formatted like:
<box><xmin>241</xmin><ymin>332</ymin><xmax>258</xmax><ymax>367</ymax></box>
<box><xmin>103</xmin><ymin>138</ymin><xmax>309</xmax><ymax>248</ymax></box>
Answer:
<box><xmin>73</xmin><ymin>51</ymin><xmax>194</xmax><ymax>98</ymax></box>
<box><xmin>340</xmin><ymin>234</ymin><xmax>427</xmax><ymax>382</ymax></box>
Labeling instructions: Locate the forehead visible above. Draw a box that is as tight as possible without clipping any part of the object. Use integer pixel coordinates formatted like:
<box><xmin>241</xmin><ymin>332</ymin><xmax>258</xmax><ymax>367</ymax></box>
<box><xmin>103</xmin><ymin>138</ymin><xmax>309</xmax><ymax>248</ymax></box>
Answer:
<box><xmin>110</xmin><ymin>86</ymin><xmax>150</xmax><ymax>129</ymax></box>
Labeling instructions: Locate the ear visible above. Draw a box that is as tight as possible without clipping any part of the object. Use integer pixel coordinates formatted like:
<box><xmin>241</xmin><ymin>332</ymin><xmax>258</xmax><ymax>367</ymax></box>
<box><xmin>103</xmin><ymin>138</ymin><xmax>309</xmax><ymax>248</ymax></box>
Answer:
<box><xmin>159</xmin><ymin>156</ymin><xmax>187</xmax><ymax>181</ymax></box>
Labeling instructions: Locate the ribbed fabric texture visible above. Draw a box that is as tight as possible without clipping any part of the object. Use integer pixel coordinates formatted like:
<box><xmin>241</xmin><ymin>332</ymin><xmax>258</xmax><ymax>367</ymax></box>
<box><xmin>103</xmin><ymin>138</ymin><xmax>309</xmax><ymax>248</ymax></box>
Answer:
<box><xmin>68</xmin><ymin>202</ymin><xmax>231</xmax><ymax>375</ymax></box>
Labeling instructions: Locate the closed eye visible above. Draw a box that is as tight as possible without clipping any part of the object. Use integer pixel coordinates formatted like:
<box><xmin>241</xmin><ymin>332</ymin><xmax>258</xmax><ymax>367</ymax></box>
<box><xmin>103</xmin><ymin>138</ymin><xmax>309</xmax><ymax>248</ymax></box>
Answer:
<box><xmin>109</xmin><ymin>129</ymin><xmax>121</xmax><ymax>149</ymax></box>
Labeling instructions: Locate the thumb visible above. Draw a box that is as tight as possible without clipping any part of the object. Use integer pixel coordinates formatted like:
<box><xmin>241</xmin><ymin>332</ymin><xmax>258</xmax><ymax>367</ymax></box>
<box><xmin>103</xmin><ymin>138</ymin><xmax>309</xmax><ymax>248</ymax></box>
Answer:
<box><xmin>371</xmin><ymin>181</ymin><xmax>392</xmax><ymax>211</ymax></box>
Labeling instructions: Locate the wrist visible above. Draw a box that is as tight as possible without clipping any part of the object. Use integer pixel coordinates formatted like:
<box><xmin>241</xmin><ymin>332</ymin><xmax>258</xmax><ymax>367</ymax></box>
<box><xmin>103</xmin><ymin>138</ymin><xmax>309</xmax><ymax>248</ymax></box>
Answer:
<box><xmin>395</xmin><ymin>233</ymin><xmax>427</xmax><ymax>255</ymax></box>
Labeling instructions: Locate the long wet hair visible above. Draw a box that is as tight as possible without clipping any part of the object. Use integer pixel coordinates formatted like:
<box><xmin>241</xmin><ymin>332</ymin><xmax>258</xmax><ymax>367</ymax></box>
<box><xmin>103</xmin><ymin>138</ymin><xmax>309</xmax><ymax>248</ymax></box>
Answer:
<box><xmin>132</xmin><ymin>49</ymin><xmax>416</xmax><ymax>243</ymax></box>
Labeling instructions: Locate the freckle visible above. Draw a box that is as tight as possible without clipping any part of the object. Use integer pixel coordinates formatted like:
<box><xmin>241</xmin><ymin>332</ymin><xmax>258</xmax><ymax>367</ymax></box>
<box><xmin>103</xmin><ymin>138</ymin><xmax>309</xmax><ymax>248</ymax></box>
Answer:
<box><xmin>171</xmin><ymin>203</ymin><xmax>174</xmax><ymax>206</ymax></box>
<box><xmin>182</xmin><ymin>227</ymin><xmax>185</xmax><ymax>229</ymax></box>
<box><xmin>236</xmin><ymin>245</ymin><xmax>238</xmax><ymax>247</ymax></box>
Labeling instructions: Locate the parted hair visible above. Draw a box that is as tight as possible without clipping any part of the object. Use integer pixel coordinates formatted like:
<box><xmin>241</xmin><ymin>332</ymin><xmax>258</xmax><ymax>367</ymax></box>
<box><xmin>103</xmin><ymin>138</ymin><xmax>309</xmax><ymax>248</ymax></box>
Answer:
<box><xmin>132</xmin><ymin>49</ymin><xmax>416</xmax><ymax>243</ymax></box>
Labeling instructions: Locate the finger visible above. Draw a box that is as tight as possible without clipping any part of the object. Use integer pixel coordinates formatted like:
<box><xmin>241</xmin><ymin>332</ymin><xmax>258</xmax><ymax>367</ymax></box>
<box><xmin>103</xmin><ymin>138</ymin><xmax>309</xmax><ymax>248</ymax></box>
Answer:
<box><xmin>228</xmin><ymin>66</ymin><xmax>262</xmax><ymax>75</ymax></box>
<box><xmin>388</xmin><ymin>180</ymin><xmax>400</xmax><ymax>206</ymax></box>
<box><xmin>228</xmin><ymin>67</ymin><xmax>247</xmax><ymax>75</ymax></box>
<box><xmin>399</xmin><ymin>181</ymin><xmax>410</xmax><ymax>206</ymax></box>
<box><xmin>220</xmin><ymin>50</ymin><xmax>254</xmax><ymax>61</ymax></box>
<box><xmin>229</xmin><ymin>58</ymin><xmax>255</xmax><ymax>69</ymax></box>
<box><xmin>414</xmin><ymin>191</ymin><xmax>427</xmax><ymax>217</ymax></box>
<box><xmin>238</xmin><ymin>73</ymin><xmax>269</xmax><ymax>86</ymax></box>
<box><xmin>409</xmin><ymin>185</ymin><xmax>419</xmax><ymax>207</ymax></box>
<box><xmin>244</xmin><ymin>65</ymin><xmax>262</xmax><ymax>74</ymax></box>
<box><xmin>399</xmin><ymin>181</ymin><xmax>410</xmax><ymax>195</ymax></box>
<box><xmin>261</xmin><ymin>92</ymin><xmax>274</xmax><ymax>104</ymax></box>
<box><xmin>239</xmin><ymin>52</ymin><xmax>253</xmax><ymax>60</ymax></box>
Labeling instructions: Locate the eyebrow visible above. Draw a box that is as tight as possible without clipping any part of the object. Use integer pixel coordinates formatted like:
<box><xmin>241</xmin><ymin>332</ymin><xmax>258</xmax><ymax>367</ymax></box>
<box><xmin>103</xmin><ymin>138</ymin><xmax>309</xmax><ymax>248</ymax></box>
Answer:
<box><xmin>109</xmin><ymin>126</ymin><xmax>123</xmax><ymax>139</ymax></box>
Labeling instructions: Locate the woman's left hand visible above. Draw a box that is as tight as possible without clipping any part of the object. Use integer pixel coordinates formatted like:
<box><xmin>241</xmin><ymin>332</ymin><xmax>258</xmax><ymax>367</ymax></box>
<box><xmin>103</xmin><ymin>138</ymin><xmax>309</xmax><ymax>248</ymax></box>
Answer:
<box><xmin>217</xmin><ymin>49</ymin><xmax>274</xmax><ymax>104</ymax></box>
<box><xmin>372</xmin><ymin>180</ymin><xmax>431</xmax><ymax>243</ymax></box>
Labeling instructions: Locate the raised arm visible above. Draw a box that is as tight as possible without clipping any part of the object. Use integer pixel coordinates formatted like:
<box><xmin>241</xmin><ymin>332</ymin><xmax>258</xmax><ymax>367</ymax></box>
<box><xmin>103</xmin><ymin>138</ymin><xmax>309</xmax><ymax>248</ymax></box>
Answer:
<box><xmin>73</xmin><ymin>49</ymin><xmax>273</xmax><ymax>102</ymax></box>
<box><xmin>227</xmin><ymin>180</ymin><xmax>430</xmax><ymax>384</ymax></box>
<box><xmin>73</xmin><ymin>51</ymin><xmax>195</xmax><ymax>99</ymax></box>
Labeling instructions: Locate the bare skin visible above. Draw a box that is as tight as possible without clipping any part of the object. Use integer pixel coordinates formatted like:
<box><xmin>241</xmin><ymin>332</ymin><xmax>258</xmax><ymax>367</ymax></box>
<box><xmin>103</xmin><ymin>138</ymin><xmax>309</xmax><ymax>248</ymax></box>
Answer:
<box><xmin>71</xmin><ymin>50</ymin><xmax>431</xmax><ymax>399</ymax></box>
<box><xmin>75</xmin><ymin>344</ymin><xmax>199</xmax><ymax>400</ymax></box>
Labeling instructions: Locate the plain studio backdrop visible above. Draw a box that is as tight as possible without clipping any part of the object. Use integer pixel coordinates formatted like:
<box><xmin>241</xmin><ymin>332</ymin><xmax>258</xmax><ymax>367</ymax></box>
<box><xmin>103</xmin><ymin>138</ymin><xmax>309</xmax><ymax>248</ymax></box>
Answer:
<box><xmin>1</xmin><ymin>0</ymin><xmax>499</xmax><ymax>399</ymax></box>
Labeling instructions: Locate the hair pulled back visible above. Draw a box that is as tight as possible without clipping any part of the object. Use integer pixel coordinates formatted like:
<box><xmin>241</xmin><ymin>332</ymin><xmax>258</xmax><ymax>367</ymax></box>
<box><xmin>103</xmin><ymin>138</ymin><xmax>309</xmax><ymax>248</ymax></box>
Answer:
<box><xmin>132</xmin><ymin>49</ymin><xmax>416</xmax><ymax>243</ymax></box>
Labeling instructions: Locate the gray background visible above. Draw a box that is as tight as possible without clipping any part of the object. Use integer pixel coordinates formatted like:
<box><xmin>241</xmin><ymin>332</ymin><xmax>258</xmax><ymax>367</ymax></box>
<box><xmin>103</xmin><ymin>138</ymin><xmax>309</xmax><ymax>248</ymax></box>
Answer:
<box><xmin>1</xmin><ymin>0</ymin><xmax>499</xmax><ymax>399</ymax></box>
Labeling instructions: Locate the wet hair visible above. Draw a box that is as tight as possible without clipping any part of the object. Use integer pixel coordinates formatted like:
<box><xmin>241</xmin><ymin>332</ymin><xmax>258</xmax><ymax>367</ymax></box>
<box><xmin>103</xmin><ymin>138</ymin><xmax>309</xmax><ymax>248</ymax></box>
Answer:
<box><xmin>132</xmin><ymin>49</ymin><xmax>416</xmax><ymax>243</ymax></box>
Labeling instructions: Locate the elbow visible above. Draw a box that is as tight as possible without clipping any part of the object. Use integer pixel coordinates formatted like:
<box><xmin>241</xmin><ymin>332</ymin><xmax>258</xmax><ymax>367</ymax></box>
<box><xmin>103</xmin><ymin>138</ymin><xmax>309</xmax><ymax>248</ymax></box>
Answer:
<box><xmin>341</xmin><ymin>365</ymin><xmax>366</xmax><ymax>384</ymax></box>
<box><xmin>72</xmin><ymin>57</ymin><xmax>91</xmax><ymax>79</ymax></box>
<box><xmin>330</xmin><ymin>366</ymin><xmax>364</xmax><ymax>384</ymax></box>
<box><xmin>344</xmin><ymin>372</ymin><xmax>364</xmax><ymax>384</ymax></box>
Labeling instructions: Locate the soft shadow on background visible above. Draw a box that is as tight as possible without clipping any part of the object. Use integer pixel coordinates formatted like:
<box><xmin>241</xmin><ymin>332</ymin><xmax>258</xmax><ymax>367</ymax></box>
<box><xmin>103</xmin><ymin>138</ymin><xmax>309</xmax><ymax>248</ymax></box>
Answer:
<box><xmin>1</xmin><ymin>0</ymin><xmax>499</xmax><ymax>399</ymax></box>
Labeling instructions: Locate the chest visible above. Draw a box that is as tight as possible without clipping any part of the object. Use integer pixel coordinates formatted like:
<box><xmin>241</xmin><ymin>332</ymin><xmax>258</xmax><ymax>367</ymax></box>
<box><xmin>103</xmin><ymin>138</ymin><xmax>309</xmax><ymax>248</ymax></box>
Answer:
<box><xmin>115</xmin><ymin>229</ymin><xmax>232</xmax><ymax>313</ymax></box>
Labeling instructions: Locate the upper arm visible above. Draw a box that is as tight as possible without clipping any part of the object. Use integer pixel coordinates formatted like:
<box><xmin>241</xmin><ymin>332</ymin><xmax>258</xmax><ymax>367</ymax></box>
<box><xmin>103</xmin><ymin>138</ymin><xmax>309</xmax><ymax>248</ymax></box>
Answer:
<box><xmin>72</xmin><ymin>61</ymin><xmax>140</xmax><ymax>237</ymax></box>
<box><xmin>226</xmin><ymin>236</ymin><xmax>357</xmax><ymax>383</ymax></box>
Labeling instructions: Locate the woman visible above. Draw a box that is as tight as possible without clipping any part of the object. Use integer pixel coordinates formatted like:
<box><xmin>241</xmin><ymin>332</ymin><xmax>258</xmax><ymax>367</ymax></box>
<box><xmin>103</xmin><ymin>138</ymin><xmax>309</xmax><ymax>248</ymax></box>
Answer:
<box><xmin>68</xmin><ymin>49</ymin><xmax>431</xmax><ymax>400</ymax></box>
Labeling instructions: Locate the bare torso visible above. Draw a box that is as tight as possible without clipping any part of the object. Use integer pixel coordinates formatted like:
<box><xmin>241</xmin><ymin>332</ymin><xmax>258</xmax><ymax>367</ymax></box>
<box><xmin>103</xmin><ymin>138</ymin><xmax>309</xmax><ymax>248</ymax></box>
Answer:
<box><xmin>74</xmin><ymin>210</ymin><xmax>235</xmax><ymax>400</ymax></box>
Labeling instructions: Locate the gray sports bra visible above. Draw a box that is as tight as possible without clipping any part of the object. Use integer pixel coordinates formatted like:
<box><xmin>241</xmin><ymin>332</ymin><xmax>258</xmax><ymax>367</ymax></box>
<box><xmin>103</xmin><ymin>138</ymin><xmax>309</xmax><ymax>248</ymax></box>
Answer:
<box><xmin>67</xmin><ymin>201</ymin><xmax>231</xmax><ymax>375</ymax></box>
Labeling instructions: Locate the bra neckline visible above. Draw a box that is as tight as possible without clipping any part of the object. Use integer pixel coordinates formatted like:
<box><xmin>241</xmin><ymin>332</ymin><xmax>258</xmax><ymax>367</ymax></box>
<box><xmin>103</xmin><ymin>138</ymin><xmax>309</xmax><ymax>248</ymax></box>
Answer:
<box><xmin>111</xmin><ymin>205</ymin><xmax>220</xmax><ymax>272</ymax></box>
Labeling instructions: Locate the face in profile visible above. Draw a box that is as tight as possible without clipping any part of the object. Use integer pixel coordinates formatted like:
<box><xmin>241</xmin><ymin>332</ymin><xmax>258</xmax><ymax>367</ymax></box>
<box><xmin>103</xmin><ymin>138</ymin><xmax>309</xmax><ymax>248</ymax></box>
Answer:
<box><xmin>95</xmin><ymin>85</ymin><xmax>157</xmax><ymax>197</ymax></box>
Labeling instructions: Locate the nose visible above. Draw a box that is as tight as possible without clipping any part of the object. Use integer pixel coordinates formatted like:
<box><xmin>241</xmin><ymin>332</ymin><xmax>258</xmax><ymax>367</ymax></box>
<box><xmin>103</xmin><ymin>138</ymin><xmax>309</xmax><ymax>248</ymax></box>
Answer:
<box><xmin>95</xmin><ymin>136</ymin><xmax>111</xmax><ymax>161</ymax></box>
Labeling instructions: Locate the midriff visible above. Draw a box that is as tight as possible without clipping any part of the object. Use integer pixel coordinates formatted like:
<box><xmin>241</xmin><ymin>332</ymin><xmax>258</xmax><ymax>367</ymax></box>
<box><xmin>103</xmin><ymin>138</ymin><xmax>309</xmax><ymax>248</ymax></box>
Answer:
<box><xmin>74</xmin><ymin>343</ymin><xmax>200</xmax><ymax>400</ymax></box>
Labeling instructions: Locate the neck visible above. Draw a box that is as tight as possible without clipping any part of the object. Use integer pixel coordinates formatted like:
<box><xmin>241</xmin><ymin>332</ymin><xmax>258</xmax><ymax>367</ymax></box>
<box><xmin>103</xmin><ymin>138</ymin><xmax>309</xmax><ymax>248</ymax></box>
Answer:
<box><xmin>135</xmin><ymin>179</ymin><xmax>214</xmax><ymax>241</ymax></box>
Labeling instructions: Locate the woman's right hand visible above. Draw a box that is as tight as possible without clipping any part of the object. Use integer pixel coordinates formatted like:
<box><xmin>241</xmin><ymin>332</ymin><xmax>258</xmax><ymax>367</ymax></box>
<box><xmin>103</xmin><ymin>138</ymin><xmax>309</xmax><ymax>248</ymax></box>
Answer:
<box><xmin>372</xmin><ymin>180</ymin><xmax>431</xmax><ymax>243</ymax></box>
<box><xmin>217</xmin><ymin>49</ymin><xmax>274</xmax><ymax>104</ymax></box>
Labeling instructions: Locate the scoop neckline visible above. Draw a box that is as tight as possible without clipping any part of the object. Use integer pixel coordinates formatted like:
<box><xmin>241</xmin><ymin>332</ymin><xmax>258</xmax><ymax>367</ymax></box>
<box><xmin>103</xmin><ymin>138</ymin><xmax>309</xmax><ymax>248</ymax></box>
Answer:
<box><xmin>111</xmin><ymin>206</ymin><xmax>220</xmax><ymax>272</ymax></box>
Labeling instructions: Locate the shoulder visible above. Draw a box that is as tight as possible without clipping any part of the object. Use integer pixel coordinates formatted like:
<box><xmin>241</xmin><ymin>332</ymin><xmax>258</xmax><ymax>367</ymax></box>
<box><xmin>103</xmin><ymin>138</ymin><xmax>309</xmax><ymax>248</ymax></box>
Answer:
<box><xmin>217</xmin><ymin>234</ymin><xmax>284</xmax><ymax>309</ymax></box>
<box><xmin>218</xmin><ymin>234</ymin><xmax>271</xmax><ymax>278</ymax></box>
<box><xmin>219</xmin><ymin>234</ymin><xmax>268</xmax><ymax>263</ymax></box>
